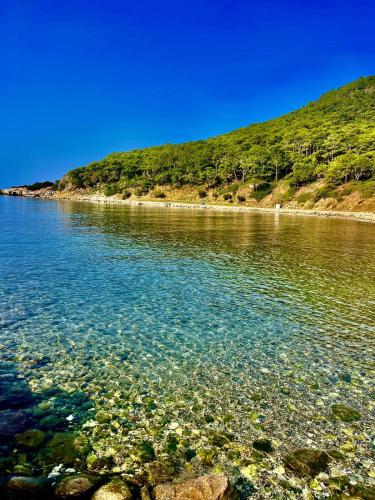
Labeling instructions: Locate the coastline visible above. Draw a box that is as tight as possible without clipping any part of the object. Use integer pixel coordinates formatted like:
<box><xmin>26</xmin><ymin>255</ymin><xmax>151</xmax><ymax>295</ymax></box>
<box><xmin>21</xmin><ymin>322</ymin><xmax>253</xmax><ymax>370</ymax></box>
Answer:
<box><xmin>2</xmin><ymin>188</ymin><xmax>375</xmax><ymax>223</ymax></box>
<box><xmin>53</xmin><ymin>192</ymin><xmax>375</xmax><ymax>223</ymax></box>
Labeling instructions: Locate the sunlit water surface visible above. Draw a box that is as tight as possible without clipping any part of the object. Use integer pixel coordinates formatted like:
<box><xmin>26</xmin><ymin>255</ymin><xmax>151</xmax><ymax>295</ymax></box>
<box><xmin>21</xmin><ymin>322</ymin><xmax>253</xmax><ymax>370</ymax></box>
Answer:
<box><xmin>0</xmin><ymin>197</ymin><xmax>374</xmax><ymax>496</ymax></box>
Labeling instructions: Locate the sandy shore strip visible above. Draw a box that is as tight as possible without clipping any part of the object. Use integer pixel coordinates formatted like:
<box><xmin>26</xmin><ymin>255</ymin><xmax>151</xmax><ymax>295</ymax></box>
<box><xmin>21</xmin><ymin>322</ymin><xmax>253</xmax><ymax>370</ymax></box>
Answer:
<box><xmin>53</xmin><ymin>193</ymin><xmax>375</xmax><ymax>223</ymax></box>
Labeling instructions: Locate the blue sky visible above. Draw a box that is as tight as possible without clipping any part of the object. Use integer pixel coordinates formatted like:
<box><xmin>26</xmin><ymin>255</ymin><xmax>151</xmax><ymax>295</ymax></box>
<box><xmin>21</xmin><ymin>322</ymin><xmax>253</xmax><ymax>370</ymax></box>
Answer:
<box><xmin>1</xmin><ymin>0</ymin><xmax>374</xmax><ymax>186</ymax></box>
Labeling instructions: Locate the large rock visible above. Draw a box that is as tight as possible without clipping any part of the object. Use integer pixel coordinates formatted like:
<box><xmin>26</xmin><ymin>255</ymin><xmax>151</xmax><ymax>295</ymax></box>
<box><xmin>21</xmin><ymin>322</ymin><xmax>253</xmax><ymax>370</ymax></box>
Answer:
<box><xmin>284</xmin><ymin>448</ymin><xmax>330</xmax><ymax>477</ymax></box>
<box><xmin>55</xmin><ymin>474</ymin><xmax>97</xmax><ymax>498</ymax></box>
<box><xmin>7</xmin><ymin>475</ymin><xmax>50</xmax><ymax>496</ymax></box>
<box><xmin>91</xmin><ymin>478</ymin><xmax>132</xmax><ymax>499</ymax></box>
<box><xmin>15</xmin><ymin>429</ymin><xmax>46</xmax><ymax>449</ymax></box>
<box><xmin>153</xmin><ymin>474</ymin><xmax>235</xmax><ymax>500</ymax></box>
<box><xmin>0</xmin><ymin>409</ymin><xmax>29</xmax><ymax>438</ymax></box>
<box><xmin>36</xmin><ymin>432</ymin><xmax>83</xmax><ymax>467</ymax></box>
<box><xmin>331</xmin><ymin>404</ymin><xmax>361</xmax><ymax>422</ymax></box>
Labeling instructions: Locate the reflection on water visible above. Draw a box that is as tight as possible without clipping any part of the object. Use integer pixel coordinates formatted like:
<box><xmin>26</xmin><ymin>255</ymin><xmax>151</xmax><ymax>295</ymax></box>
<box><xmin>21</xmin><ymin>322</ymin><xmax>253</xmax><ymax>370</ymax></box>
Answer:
<box><xmin>0</xmin><ymin>197</ymin><xmax>374</xmax><ymax>497</ymax></box>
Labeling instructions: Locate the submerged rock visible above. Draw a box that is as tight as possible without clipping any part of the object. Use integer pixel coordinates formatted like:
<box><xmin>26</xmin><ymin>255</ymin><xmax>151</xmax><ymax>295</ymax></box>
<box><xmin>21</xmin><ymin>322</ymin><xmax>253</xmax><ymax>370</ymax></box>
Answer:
<box><xmin>252</xmin><ymin>438</ymin><xmax>273</xmax><ymax>453</ymax></box>
<box><xmin>331</xmin><ymin>404</ymin><xmax>361</xmax><ymax>422</ymax></box>
<box><xmin>0</xmin><ymin>409</ymin><xmax>29</xmax><ymax>438</ymax></box>
<box><xmin>55</xmin><ymin>474</ymin><xmax>97</xmax><ymax>498</ymax></box>
<box><xmin>153</xmin><ymin>474</ymin><xmax>236</xmax><ymax>500</ymax></box>
<box><xmin>284</xmin><ymin>448</ymin><xmax>330</xmax><ymax>477</ymax></box>
<box><xmin>7</xmin><ymin>475</ymin><xmax>50</xmax><ymax>495</ymax></box>
<box><xmin>36</xmin><ymin>432</ymin><xmax>83</xmax><ymax>466</ymax></box>
<box><xmin>15</xmin><ymin>429</ymin><xmax>46</xmax><ymax>449</ymax></box>
<box><xmin>39</xmin><ymin>414</ymin><xmax>64</xmax><ymax>430</ymax></box>
<box><xmin>91</xmin><ymin>478</ymin><xmax>132</xmax><ymax>499</ymax></box>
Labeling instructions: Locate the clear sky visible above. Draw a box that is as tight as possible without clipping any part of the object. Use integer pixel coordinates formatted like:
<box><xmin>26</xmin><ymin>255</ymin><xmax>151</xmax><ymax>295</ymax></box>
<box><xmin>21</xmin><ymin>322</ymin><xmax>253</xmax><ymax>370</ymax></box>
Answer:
<box><xmin>1</xmin><ymin>0</ymin><xmax>374</xmax><ymax>186</ymax></box>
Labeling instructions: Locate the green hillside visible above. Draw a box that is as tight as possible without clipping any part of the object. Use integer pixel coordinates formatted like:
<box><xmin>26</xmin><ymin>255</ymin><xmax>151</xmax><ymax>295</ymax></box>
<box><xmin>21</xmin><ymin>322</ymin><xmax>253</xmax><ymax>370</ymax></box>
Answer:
<box><xmin>61</xmin><ymin>76</ymin><xmax>375</xmax><ymax>200</ymax></box>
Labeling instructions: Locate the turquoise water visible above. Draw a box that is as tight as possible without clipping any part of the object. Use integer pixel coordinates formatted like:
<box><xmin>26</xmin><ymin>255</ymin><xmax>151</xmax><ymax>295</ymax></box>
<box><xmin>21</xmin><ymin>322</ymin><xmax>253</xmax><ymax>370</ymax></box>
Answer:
<box><xmin>0</xmin><ymin>196</ymin><xmax>374</xmax><ymax>497</ymax></box>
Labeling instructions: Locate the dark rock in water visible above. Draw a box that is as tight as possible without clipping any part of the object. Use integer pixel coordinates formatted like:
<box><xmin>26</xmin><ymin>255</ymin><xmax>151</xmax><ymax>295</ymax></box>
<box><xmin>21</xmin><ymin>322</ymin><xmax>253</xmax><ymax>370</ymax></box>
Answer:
<box><xmin>39</xmin><ymin>414</ymin><xmax>64</xmax><ymax>430</ymax></box>
<box><xmin>153</xmin><ymin>474</ymin><xmax>236</xmax><ymax>500</ymax></box>
<box><xmin>136</xmin><ymin>440</ymin><xmax>156</xmax><ymax>462</ymax></box>
<box><xmin>7</xmin><ymin>476</ymin><xmax>51</xmax><ymax>496</ymax></box>
<box><xmin>331</xmin><ymin>404</ymin><xmax>361</xmax><ymax>422</ymax></box>
<box><xmin>0</xmin><ymin>455</ymin><xmax>16</xmax><ymax>473</ymax></box>
<box><xmin>36</xmin><ymin>432</ymin><xmax>83</xmax><ymax>467</ymax></box>
<box><xmin>91</xmin><ymin>478</ymin><xmax>132</xmax><ymax>499</ymax></box>
<box><xmin>339</xmin><ymin>372</ymin><xmax>352</xmax><ymax>383</ymax></box>
<box><xmin>252</xmin><ymin>438</ymin><xmax>273</xmax><ymax>453</ymax></box>
<box><xmin>0</xmin><ymin>409</ymin><xmax>29</xmax><ymax>438</ymax></box>
<box><xmin>54</xmin><ymin>474</ymin><xmax>97</xmax><ymax>498</ymax></box>
<box><xmin>349</xmin><ymin>483</ymin><xmax>375</xmax><ymax>500</ymax></box>
<box><xmin>0</xmin><ymin>382</ymin><xmax>34</xmax><ymax>410</ymax></box>
<box><xmin>15</xmin><ymin>429</ymin><xmax>46</xmax><ymax>450</ymax></box>
<box><xmin>327</xmin><ymin>448</ymin><xmax>345</xmax><ymax>460</ymax></box>
<box><xmin>284</xmin><ymin>448</ymin><xmax>330</xmax><ymax>477</ymax></box>
<box><xmin>30</xmin><ymin>356</ymin><xmax>51</xmax><ymax>369</ymax></box>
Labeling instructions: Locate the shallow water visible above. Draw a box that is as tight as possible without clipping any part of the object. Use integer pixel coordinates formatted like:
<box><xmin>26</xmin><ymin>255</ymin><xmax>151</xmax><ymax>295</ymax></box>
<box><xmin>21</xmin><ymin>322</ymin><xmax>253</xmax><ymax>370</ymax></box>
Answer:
<box><xmin>0</xmin><ymin>196</ymin><xmax>374</xmax><ymax>497</ymax></box>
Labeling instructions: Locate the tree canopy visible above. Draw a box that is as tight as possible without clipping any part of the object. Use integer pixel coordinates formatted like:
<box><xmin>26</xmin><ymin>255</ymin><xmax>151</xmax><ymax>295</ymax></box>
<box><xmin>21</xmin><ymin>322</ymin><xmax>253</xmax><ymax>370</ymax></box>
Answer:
<box><xmin>62</xmin><ymin>76</ymin><xmax>375</xmax><ymax>193</ymax></box>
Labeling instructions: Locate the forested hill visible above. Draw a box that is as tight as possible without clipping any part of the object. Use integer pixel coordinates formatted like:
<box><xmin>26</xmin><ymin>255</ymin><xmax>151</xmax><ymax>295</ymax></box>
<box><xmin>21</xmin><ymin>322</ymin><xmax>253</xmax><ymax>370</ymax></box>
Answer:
<box><xmin>61</xmin><ymin>76</ymin><xmax>375</xmax><ymax>207</ymax></box>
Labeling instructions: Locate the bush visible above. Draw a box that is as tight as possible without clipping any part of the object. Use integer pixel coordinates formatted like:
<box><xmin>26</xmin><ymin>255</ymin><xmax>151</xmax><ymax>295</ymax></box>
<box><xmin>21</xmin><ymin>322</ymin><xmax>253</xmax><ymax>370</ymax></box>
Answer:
<box><xmin>296</xmin><ymin>192</ymin><xmax>313</xmax><ymax>204</ymax></box>
<box><xmin>313</xmin><ymin>184</ymin><xmax>336</xmax><ymax>202</ymax></box>
<box><xmin>223</xmin><ymin>193</ymin><xmax>232</xmax><ymax>201</ymax></box>
<box><xmin>135</xmin><ymin>186</ymin><xmax>149</xmax><ymax>196</ymax></box>
<box><xmin>154</xmin><ymin>190</ymin><xmax>166</xmax><ymax>198</ymax></box>
<box><xmin>237</xmin><ymin>195</ymin><xmax>246</xmax><ymax>202</ymax></box>
<box><xmin>122</xmin><ymin>191</ymin><xmax>131</xmax><ymax>199</ymax></box>
<box><xmin>281</xmin><ymin>186</ymin><xmax>296</xmax><ymax>202</ymax></box>
<box><xmin>212</xmin><ymin>192</ymin><xmax>219</xmax><ymax>199</ymax></box>
<box><xmin>104</xmin><ymin>184</ymin><xmax>118</xmax><ymax>197</ymax></box>
<box><xmin>251</xmin><ymin>183</ymin><xmax>273</xmax><ymax>201</ymax></box>
<box><xmin>198</xmin><ymin>190</ymin><xmax>207</xmax><ymax>198</ymax></box>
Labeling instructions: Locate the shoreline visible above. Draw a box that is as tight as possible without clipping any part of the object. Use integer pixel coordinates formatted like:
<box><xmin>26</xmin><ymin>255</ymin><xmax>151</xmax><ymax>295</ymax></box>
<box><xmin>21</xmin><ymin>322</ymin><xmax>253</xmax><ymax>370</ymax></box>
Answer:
<box><xmin>54</xmin><ymin>193</ymin><xmax>375</xmax><ymax>223</ymax></box>
<box><xmin>2</xmin><ymin>190</ymin><xmax>375</xmax><ymax>223</ymax></box>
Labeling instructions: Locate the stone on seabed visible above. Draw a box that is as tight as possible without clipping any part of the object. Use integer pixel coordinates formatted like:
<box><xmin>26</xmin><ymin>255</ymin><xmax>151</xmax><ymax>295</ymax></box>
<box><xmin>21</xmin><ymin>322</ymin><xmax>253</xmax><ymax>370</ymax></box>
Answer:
<box><xmin>91</xmin><ymin>478</ymin><xmax>132</xmax><ymax>499</ymax></box>
<box><xmin>153</xmin><ymin>474</ymin><xmax>236</xmax><ymax>500</ymax></box>
<box><xmin>284</xmin><ymin>448</ymin><xmax>330</xmax><ymax>477</ymax></box>
<box><xmin>55</xmin><ymin>474</ymin><xmax>96</xmax><ymax>498</ymax></box>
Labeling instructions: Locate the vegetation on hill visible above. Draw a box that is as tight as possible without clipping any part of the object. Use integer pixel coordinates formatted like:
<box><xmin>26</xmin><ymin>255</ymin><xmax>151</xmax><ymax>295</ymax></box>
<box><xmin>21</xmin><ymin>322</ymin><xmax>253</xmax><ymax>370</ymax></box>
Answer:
<box><xmin>61</xmin><ymin>77</ymin><xmax>375</xmax><ymax>200</ymax></box>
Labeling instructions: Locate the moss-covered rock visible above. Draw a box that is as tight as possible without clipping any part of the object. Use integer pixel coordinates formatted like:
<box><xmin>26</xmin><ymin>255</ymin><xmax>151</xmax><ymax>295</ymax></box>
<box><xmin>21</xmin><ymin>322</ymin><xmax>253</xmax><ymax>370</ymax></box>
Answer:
<box><xmin>349</xmin><ymin>483</ymin><xmax>375</xmax><ymax>499</ymax></box>
<box><xmin>136</xmin><ymin>440</ymin><xmax>155</xmax><ymax>462</ymax></box>
<box><xmin>252</xmin><ymin>438</ymin><xmax>273</xmax><ymax>453</ymax></box>
<box><xmin>96</xmin><ymin>411</ymin><xmax>112</xmax><ymax>424</ymax></box>
<box><xmin>36</xmin><ymin>432</ymin><xmax>84</xmax><ymax>467</ymax></box>
<box><xmin>284</xmin><ymin>448</ymin><xmax>330</xmax><ymax>477</ymax></box>
<box><xmin>39</xmin><ymin>414</ymin><xmax>64</xmax><ymax>430</ymax></box>
<box><xmin>197</xmin><ymin>448</ymin><xmax>217</xmax><ymax>466</ymax></box>
<box><xmin>7</xmin><ymin>476</ymin><xmax>51</xmax><ymax>496</ymax></box>
<box><xmin>331</xmin><ymin>404</ymin><xmax>361</xmax><ymax>422</ymax></box>
<box><xmin>15</xmin><ymin>429</ymin><xmax>46</xmax><ymax>450</ymax></box>
<box><xmin>91</xmin><ymin>478</ymin><xmax>132</xmax><ymax>499</ymax></box>
<box><xmin>54</xmin><ymin>474</ymin><xmax>97</xmax><ymax>498</ymax></box>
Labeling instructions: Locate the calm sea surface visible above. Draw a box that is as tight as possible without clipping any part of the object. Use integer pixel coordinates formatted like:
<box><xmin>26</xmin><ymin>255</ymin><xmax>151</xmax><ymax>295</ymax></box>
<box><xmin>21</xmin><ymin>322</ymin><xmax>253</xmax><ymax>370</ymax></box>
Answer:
<box><xmin>0</xmin><ymin>196</ymin><xmax>374</xmax><ymax>496</ymax></box>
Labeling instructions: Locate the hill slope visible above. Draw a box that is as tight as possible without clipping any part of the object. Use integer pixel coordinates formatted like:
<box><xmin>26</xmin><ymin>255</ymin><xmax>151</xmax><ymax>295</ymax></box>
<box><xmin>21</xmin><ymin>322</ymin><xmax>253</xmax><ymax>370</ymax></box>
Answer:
<box><xmin>60</xmin><ymin>76</ymin><xmax>375</xmax><ymax>209</ymax></box>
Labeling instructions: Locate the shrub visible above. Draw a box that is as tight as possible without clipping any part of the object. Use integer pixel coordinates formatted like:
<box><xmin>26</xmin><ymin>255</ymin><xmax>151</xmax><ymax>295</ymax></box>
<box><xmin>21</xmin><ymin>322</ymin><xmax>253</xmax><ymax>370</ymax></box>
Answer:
<box><xmin>212</xmin><ymin>192</ymin><xmax>219</xmax><ymax>199</ymax></box>
<box><xmin>122</xmin><ymin>191</ymin><xmax>131</xmax><ymax>199</ymax></box>
<box><xmin>281</xmin><ymin>186</ymin><xmax>296</xmax><ymax>202</ymax></box>
<box><xmin>104</xmin><ymin>183</ymin><xmax>118</xmax><ymax>197</ymax></box>
<box><xmin>296</xmin><ymin>192</ymin><xmax>313</xmax><ymax>204</ymax></box>
<box><xmin>251</xmin><ymin>183</ymin><xmax>273</xmax><ymax>201</ymax></box>
<box><xmin>357</xmin><ymin>180</ymin><xmax>375</xmax><ymax>199</ymax></box>
<box><xmin>135</xmin><ymin>186</ymin><xmax>149</xmax><ymax>196</ymax></box>
<box><xmin>154</xmin><ymin>190</ymin><xmax>166</xmax><ymax>198</ymax></box>
<box><xmin>198</xmin><ymin>190</ymin><xmax>207</xmax><ymax>198</ymax></box>
<box><xmin>237</xmin><ymin>195</ymin><xmax>246</xmax><ymax>202</ymax></box>
<box><xmin>223</xmin><ymin>193</ymin><xmax>232</xmax><ymax>201</ymax></box>
<box><xmin>313</xmin><ymin>184</ymin><xmax>336</xmax><ymax>202</ymax></box>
